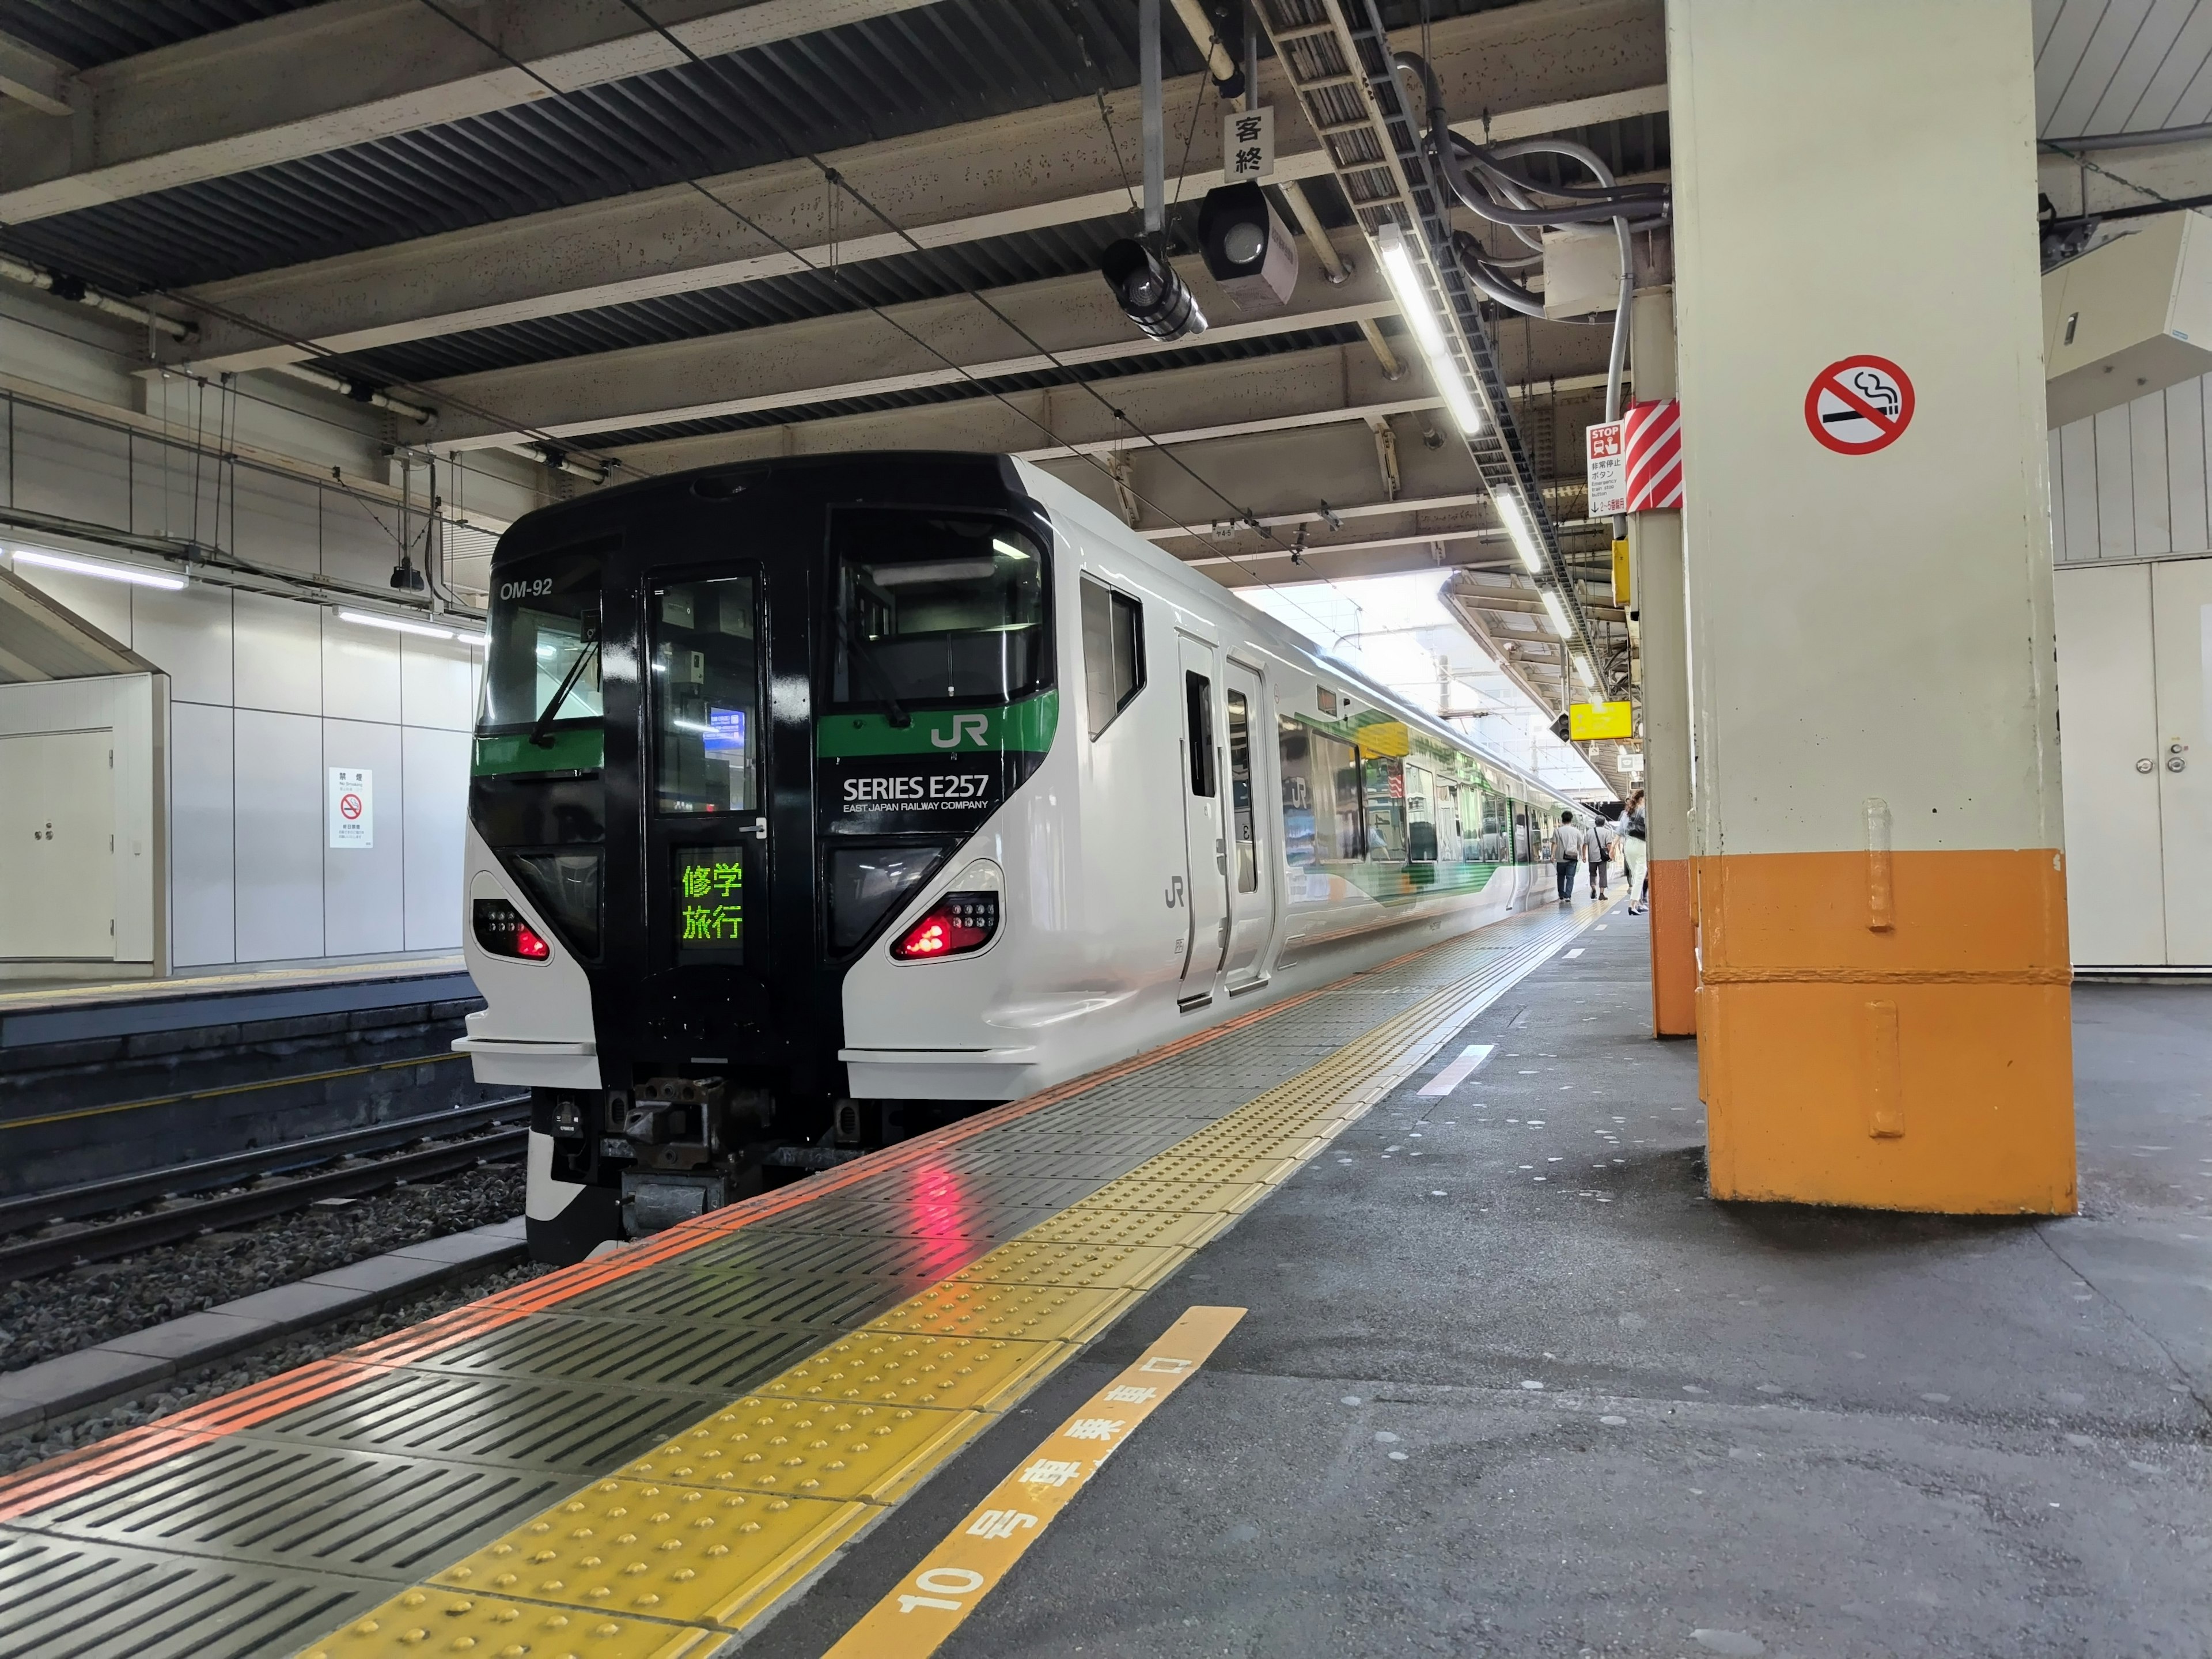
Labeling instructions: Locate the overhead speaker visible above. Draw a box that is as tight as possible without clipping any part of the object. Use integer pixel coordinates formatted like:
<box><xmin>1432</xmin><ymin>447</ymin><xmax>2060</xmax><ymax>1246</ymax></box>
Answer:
<box><xmin>1199</xmin><ymin>181</ymin><xmax>1298</xmax><ymax>310</ymax></box>
<box><xmin>1100</xmin><ymin>240</ymin><xmax>1207</xmax><ymax>342</ymax></box>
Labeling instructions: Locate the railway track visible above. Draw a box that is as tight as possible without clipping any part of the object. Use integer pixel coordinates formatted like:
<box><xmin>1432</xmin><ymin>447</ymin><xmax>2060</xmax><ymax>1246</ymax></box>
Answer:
<box><xmin>0</xmin><ymin>1101</ymin><xmax>529</xmax><ymax>1284</ymax></box>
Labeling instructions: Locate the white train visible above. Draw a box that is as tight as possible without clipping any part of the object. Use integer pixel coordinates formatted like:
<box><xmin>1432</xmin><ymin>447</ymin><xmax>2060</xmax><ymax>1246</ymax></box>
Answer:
<box><xmin>453</xmin><ymin>452</ymin><xmax>1594</xmax><ymax>1260</ymax></box>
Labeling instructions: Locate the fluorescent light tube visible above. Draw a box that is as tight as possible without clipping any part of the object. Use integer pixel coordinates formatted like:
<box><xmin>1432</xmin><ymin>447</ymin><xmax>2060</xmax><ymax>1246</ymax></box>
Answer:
<box><xmin>1540</xmin><ymin>588</ymin><xmax>1573</xmax><ymax>638</ymax></box>
<box><xmin>1493</xmin><ymin>492</ymin><xmax>1545</xmax><ymax>574</ymax></box>
<box><xmin>336</xmin><ymin>607</ymin><xmax>455</xmax><ymax>641</ymax></box>
<box><xmin>1571</xmin><ymin>651</ymin><xmax>1596</xmax><ymax>688</ymax></box>
<box><xmin>1374</xmin><ymin>221</ymin><xmax>1483</xmax><ymax>437</ymax></box>
<box><xmin>12</xmin><ymin>547</ymin><xmax>185</xmax><ymax>590</ymax></box>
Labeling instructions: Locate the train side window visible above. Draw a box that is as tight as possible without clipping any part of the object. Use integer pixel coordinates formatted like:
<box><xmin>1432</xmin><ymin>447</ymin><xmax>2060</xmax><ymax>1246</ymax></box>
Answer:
<box><xmin>1080</xmin><ymin>577</ymin><xmax>1145</xmax><ymax>737</ymax></box>
<box><xmin>1225</xmin><ymin>688</ymin><xmax>1257</xmax><ymax>891</ymax></box>
<box><xmin>1184</xmin><ymin>671</ymin><xmax>1217</xmax><ymax>797</ymax></box>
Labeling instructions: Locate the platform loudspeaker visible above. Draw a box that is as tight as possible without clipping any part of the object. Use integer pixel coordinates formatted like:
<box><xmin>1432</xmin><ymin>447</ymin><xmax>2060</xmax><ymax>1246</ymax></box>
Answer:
<box><xmin>1199</xmin><ymin>182</ymin><xmax>1298</xmax><ymax>310</ymax></box>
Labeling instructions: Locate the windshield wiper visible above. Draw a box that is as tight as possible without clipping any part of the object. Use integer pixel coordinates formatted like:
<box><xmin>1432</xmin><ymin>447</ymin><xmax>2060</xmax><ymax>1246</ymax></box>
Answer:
<box><xmin>528</xmin><ymin>630</ymin><xmax>601</xmax><ymax>748</ymax></box>
<box><xmin>834</xmin><ymin>609</ymin><xmax>911</xmax><ymax>728</ymax></box>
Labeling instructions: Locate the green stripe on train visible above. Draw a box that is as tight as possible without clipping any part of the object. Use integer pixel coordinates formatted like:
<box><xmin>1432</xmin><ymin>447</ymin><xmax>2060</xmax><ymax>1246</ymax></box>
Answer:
<box><xmin>815</xmin><ymin>691</ymin><xmax>1058</xmax><ymax>759</ymax></box>
<box><xmin>472</xmin><ymin>727</ymin><xmax>605</xmax><ymax>777</ymax></box>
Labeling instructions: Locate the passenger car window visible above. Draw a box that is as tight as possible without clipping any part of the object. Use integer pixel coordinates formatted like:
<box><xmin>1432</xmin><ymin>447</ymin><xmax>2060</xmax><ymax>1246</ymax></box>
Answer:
<box><xmin>832</xmin><ymin>512</ymin><xmax>1046</xmax><ymax>708</ymax></box>
<box><xmin>1225</xmin><ymin>688</ymin><xmax>1257</xmax><ymax>892</ymax></box>
<box><xmin>1080</xmin><ymin>577</ymin><xmax>1145</xmax><ymax>737</ymax></box>
<box><xmin>651</xmin><ymin>575</ymin><xmax>760</xmax><ymax>816</ymax></box>
<box><xmin>1184</xmin><ymin>671</ymin><xmax>1217</xmax><ymax>797</ymax></box>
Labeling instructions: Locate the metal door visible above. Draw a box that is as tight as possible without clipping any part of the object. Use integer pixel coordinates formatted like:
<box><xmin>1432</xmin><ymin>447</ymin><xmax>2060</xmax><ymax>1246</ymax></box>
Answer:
<box><xmin>2153</xmin><ymin>558</ymin><xmax>2212</xmax><ymax>964</ymax></box>
<box><xmin>1221</xmin><ymin>660</ymin><xmax>1275</xmax><ymax>988</ymax></box>
<box><xmin>0</xmin><ymin>729</ymin><xmax>115</xmax><ymax>959</ymax></box>
<box><xmin>2054</xmin><ymin>563</ymin><xmax>2166</xmax><ymax>965</ymax></box>
<box><xmin>1177</xmin><ymin>634</ymin><xmax>1229</xmax><ymax>998</ymax></box>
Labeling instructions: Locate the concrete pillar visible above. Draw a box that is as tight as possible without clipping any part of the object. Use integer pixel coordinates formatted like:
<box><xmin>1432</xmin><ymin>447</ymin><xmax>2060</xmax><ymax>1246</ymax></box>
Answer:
<box><xmin>1668</xmin><ymin>1</ymin><xmax>2074</xmax><ymax>1213</ymax></box>
<box><xmin>1628</xmin><ymin>287</ymin><xmax>1695</xmax><ymax>1036</ymax></box>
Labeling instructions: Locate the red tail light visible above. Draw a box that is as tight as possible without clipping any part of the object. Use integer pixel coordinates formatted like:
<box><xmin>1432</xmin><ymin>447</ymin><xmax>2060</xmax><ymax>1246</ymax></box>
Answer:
<box><xmin>892</xmin><ymin>891</ymin><xmax>1001</xmax><ymax>960</ymax></box>
<box><xmin>475</xmin><ymin>897</ymin><xmax>552</xmax><ymax>961</ymax></box>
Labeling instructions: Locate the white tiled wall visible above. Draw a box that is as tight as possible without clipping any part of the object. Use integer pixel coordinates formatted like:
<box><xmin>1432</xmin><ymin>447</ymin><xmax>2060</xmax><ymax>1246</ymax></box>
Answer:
<box><xmin>12</xmin><ymin>566</ymin><xmax>482</xmax><ymax>968</ymax></box>
<box><xmin>2048</xmin><ymin>371</ymin><xmax>2212</xmax><ymax>562</ymax></box>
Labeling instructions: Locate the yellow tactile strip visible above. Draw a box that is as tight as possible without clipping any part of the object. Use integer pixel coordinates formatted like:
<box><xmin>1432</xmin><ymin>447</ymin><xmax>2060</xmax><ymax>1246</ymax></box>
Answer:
<box><xmin>296</xmin><ymin>919</ymin><xmax>1588</xmax><ymax>1657</ymax></box>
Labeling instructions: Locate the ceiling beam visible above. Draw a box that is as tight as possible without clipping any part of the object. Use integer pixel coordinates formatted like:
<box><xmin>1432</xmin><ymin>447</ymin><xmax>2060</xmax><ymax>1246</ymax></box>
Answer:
<box><xmin>590</xmin><ymin>317</ymin><xmax>1613</xmax><ymax>475</ymax></box>
<box><xmin>171</xmin><ymin>0</ymin><xmax>1665</xmax><ymax>373</ymax></box>
<box><xmin>0</xmin><ymin>0</ymin><xmax>942</xmax><ymax>226</ymax></box>
<box><xmin>0</xmin><ymin>29</ymin><xmax>75</xmax><ymax>117</ymax></box>
<box><xmin>426</xmin><ymin>229</ymin><xmax>1414</xmax><ymax>449</ymax></box>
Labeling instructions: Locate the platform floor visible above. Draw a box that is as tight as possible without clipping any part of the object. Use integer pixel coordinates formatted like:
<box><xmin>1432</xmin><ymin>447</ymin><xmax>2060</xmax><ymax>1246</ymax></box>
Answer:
<box><xmin>2</xmin><ymin>902</ymin><xmax>2206</xmax><ymax>1658</ymax></box>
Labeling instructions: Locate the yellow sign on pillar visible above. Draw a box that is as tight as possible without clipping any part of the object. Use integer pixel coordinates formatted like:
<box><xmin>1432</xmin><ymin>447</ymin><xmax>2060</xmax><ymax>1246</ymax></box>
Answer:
<box><xmin>1611</xmin><ymin>537</ymin><xmax>1631</xmax><ymax>605</ymax></box>
<box><xmin>1569</xmin><ymin>700</ymin><xmax>1633</xmax><ymax>741</ymax></box>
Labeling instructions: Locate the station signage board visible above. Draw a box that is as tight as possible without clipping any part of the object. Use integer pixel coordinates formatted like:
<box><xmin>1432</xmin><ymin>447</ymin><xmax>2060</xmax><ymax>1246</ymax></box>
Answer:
<box><xmin>1569</xmin><ymin>701</ymin><xmax>1633</xmax><ymax>741</ymax></box>
<box><xmin>327</xmin><ymin>767</ymin><xmax>373</xmax><ymax>849</ymax></box>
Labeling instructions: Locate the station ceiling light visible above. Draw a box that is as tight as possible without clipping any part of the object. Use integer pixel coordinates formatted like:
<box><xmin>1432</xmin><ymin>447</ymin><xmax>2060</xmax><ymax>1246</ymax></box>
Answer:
<box><xmin>1540</xmin><ymin>589</ymin><xmax>1574</xmax><ymax>639</ymax></box>
<box><xmin>1571</xmin><ymin>651</ymin><xmax>1597</xmax><ymax>689</ymax></box>
<box><xmin>1493</xmin><ymin>491</ymin><xmax>1546</xmax><ymax>574</ymax></box>
<box><xmin>1100</xmin><ymin>239</ymin><xmax>1207</xmax><ymax>342</ymax></box>
<box><xmin>10</xmin><ymin>546</ymin><xmax>185</xmax><ymax>590</ymax></box>
<box><xmin>335</xmin><ymin>607</ymin><xmax>484</xmax><ymax>646</ymax></box>
<box><xmin>1374</xmin><ymin>221</ymin><xmax>1482</xmax><ymax>437</ymax></box>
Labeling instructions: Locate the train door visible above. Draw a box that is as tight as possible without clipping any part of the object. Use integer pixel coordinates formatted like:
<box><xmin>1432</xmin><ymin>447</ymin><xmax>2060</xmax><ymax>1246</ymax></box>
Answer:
<box><xmin>1177</xmin><ymin>634</ymin><xmax>1230</xmax><ymax>1001</ymax></box>
<box><xmin>1222</xmin><ymin>660</ymin><xmax>1275</xmax><ymax>990</ymax></box>
<box><xmin>645</xmin><ymin>569</ymin><xmax>768</xmax><ymax>988</ymax></box>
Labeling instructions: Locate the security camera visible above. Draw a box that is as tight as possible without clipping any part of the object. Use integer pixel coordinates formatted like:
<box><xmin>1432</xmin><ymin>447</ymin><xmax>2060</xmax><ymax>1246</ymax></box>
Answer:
<box><xmin>1199</xmin><ymin>182</ymin><xmax>1298</xmax><ymax>309</ymax></box>
<box><xmin>1100</xmin><ymin>240</ymin><xmax>1207</xmax><ymax>342</ymax></box>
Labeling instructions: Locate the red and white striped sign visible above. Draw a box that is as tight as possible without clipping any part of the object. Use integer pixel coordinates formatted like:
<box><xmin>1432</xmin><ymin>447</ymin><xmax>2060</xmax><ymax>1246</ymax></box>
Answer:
<box><xmin>1622</xmin><ymin>398</ymin><xmax>1682</xmax><ymax>510</ymax></box>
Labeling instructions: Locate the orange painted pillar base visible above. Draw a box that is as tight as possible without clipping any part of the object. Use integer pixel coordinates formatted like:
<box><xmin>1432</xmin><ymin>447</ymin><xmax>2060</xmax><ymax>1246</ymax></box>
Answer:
<box><xmin>1647</xmin><ymin>857</ymin><xmax>1697</xmax><ymax>1037</ymax></box>
<box><xmin>1696</xmin><ymin>849</ymin><xmax>2076</xmax><ymax>1215</ymax></box>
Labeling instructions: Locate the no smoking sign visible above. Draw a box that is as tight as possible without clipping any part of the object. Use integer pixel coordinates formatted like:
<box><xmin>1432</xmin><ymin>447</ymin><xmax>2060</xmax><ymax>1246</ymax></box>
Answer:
<box><xmin>1804</xmin><ymin>354</ymin><xmax>1914</xmax><ymax>454</ymax></box>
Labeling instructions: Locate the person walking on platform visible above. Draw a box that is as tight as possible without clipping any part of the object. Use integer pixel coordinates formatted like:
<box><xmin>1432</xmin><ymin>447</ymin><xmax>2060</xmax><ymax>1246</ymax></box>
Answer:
<box><xmin>1622</xmin><ymin>790</ymin><xmax>1649</xmax><ymax>915</ymax></box>
<box><xmin>1553</xmin><ymin>811</ymin><xmax>1586</xmax><ymax>903</ymax></box>
<box><xmin>1590</xmin><ymin>812</ymin><xmax>1616</xmax><ymax>898</ymax></box>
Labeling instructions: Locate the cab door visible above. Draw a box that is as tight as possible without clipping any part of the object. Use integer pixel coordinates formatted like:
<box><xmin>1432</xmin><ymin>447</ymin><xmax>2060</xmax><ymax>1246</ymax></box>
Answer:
<box><xmin>1177</xmin><ymin>634</ymin><xmax>1230</xmax><ymax>1002</ymax></box>
<box><xmin>643</xmin><ymin>569</ymin><xmax>770</xmax><ymax>1031</ymax></box>
<box><xmin>1221</xmin><ymin>660</ymin><xmax>1275</xmax><ymax>990</ymax></box>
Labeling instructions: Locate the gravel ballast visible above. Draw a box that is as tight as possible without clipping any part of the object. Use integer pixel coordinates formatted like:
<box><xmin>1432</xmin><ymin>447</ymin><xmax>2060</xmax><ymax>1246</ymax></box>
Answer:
<box><xmin>0</xmin><ymin>1160</ymin><xmax>526</xmax><ymax>1371</ymax></box>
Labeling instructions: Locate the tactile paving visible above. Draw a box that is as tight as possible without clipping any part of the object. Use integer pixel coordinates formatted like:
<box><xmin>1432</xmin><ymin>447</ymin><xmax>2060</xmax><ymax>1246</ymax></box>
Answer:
<box><xmin>1016</xmin><ymin>1203</ymin><xmax>1229</xmax><ymax>1250</ymax></box>
<box><xmin>626</xmin><ymin>1396</ymin><xmax>984</xmax><ymax>1503</ymax></box>
<box><xmin>429</xmin><ymin>1477</ymin><xmax>868</xmax><ymax>1630</ymax></box>
<box><xmin>950</xmin><ymin>1238</ymin><xmax>1187</xmax><ymax>1291</ymax></box>
<box><xmin>243</xmin><ymin>1367</ymin><xmax>715</xmax><ymax>1471</ymax></box>
<box><xmin>300</xmin><ymin>1590</ymin><xmax>718</xmax><ymax>1659</ymax></box>
<box><xmin>865</xmin><ymin>1278</ymin><xmax>1135</xmax><ymax>1343</ymax></box>
<box><xmin>413</xmin><ymin>1314</ymin><xmax>824</xmax><ymax>1394</ymax></box>
<box><xmin>753</xmin><ymin>1329</ymin><xmax>1069</xmax><ymax>1412</ymax></box>
<box><xmin>1052</xmin><ymin>1173</ymin><xmax>1267</xmax><ymax>1214</ymax></box>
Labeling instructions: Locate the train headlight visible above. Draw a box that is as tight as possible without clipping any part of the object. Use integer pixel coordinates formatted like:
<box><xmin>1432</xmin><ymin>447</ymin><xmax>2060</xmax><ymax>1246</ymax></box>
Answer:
<box><xmin>474</xmin><ymin>896</ymin><xmax>551</xmax><ymax>960</ymax></box>
<box><xmin>891</xmin><ymin>860</ymin><xmax>1003</xmax><ymax>961</ymax></box>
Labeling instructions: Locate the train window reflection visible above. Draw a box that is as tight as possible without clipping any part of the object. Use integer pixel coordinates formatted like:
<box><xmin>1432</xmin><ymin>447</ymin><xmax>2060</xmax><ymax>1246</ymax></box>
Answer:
<box><xmin>832</xmin><ymin>512</ymin><xmax>1047</xmax><ymax>709</ymax></box>
<box><xmin>479</xmin><ymin>545</ymin><xmax>604</xmax><ymax>736</ymax></box>
<box><xmin>652</xmin><ymin>575</ymin><xmax>760</xmax><ymax>816</ymax></box>
<box><xmin>1225</xmin><ymin>688</ymin><xmax>1257</xmax><ymax>892</ymax></box>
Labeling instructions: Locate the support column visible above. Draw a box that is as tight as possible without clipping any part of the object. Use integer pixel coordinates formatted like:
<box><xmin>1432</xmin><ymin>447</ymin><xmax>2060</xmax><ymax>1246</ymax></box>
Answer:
<box><xmin>1668</xmin><ymin>0</ymin><xmax>2074</xmax><ymax>1213</ymax></box>
<box><xmin>1629</xmin><ymin>286</ymin><xmax>1694</xmax><ymax>1036</ymax></box>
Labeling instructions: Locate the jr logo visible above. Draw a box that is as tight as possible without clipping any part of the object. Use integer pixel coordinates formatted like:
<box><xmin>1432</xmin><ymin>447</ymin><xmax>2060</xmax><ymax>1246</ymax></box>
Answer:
<box><xmin>930</xmin><ymin>713</ymin><xmax>991</xmax><ymax>749</ymax></box>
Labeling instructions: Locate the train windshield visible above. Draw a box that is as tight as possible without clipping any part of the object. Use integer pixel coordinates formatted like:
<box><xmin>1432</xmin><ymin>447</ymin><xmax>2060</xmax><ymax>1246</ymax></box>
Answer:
<box><xmin>830</xmin><ymin>511</ymin><xmax>1047</xmax><ymax>708</ymax></box>
<box><xmin>479</xmin><ymin>545</ymin><xmax>604</xmax><ymax>738</ymax></box>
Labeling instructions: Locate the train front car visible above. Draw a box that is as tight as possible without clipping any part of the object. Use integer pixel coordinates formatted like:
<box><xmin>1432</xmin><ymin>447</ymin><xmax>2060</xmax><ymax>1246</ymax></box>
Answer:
<box><xmin>457</xmin><ymin>454</ymin><xmax>1056</xmax><ymax>1263</ymax></box>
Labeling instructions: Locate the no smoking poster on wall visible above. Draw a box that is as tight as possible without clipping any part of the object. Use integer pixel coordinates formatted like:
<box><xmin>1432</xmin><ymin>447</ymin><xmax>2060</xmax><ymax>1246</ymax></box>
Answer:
<box><xmin>328</xmin><ymin>767</ymin><xmax>373</xmax><ymax>850</ymax></box>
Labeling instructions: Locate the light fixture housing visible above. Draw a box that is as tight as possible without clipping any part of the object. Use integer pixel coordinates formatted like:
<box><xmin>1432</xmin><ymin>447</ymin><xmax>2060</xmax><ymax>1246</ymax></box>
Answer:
<box><xmin>1198</xmin><ymin>181</ymin><xmax>1298</xmax><ymax>310</ymax></box>
<box><xmin>1493</xmin><ymin>492</ymin><xmax>1546</xmax><ymax>574</ymax></box>
<box><xmin>10</xmin><ymin>547</ymin><xmax>185</xmax><ymax>590</ymax></box>
<box><xmin>1571</xmin><ymin>651</ymin><xmax>1597</xmax><ymax>688</ymax></box>
<box><xmin>1100</xmin><ymin>240</ymin><xmax>1207</xmax><ymax>342</ymax></box>
<box><xmin>336</xmin><ymin>607</ymin><xmax>460</xmax><ymax>641</ymax></box>
<box><xmin>1374</xmin><ymin>221</ymin><xmax>1482</xmax><ymax>436</ymax></box>
<box><xmin>1540</xmin><ymin>588</ymin><xmax>1574</xmax><ymax>638</ymax></box>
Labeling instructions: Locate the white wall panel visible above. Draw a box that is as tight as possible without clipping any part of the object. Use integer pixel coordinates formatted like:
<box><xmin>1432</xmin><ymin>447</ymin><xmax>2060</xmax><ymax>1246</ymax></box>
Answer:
<box><xmin>11</xmin><ymin>402</ymin><xmax>130</xmax><ymax>531</ymax></box>
<box><xmin>323</xmin><ymin>616</ymin><xmax>402</xmax><ymax>725</ymax></box>
<box><xmin>2048</xmin><ymin>429</ymin><xmax>2069</xmax><ymax>562</ymax></box>
<box><xmin>2094</xmin><ymin>403</ymin><xmax>2136</xmax><ymax>558</ymax></box>
<box><xmin>403</xmin><ymin>726</ymin><xmax>469</xmax><ymax>950</ymax></box>
<box><xmin>232</xmin><ymin>590</ymin><xmax>322</xmax><ymax>715</ymax></box>
<box><xmin>232</xmin><ymin>709</ymin><xmax>323</xmax><ymax>961</ymax></box>
<box><xmin>324</xmin><ymin>718</ymin><xmax>405</xmax><ymax>956</ymax></box>
<box><xmin>130</xmin><ymin>583</ymin><xmax>233</xmax><ymax>706</ymax></box>
<box><xmin>400</xmin><ymin>635</ymin><xmax>478</xmax><ymax>730</ymax></box>
<box><xmin>2058</xmin><ymin>416</ymin><xmax>2099</xmax><ymax>562</ymax></box>
<box><xmin>169</xmin><ymin>700</ymin><xmax>235</xmax><ymax>967</ymax></box>
<box><xmin>2168</xmin><ymin>378</ymin><xmax>2208</xmax><ymax>556</ymax></box>
<box><xmin>229</xmin><ymin>467</ymin><xmax>322</xmax><ymax>576</ymax></box>
<box><xmin>2130</xmin><ymin>388</ymin><xmax>2172</xmax><ymax>555</ymax></box>
<box><xmin>11</xmin><ymin>562</ymin><xmax>132</xmax><ymax>643</ymax></box>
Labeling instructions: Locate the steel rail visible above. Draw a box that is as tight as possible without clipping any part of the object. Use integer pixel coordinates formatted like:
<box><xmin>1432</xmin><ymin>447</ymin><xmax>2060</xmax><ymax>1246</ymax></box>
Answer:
<box><xmin>0</xmin><ymin>1105</ymin><xmax>528</xmax><ymax>1283</ymax></box>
